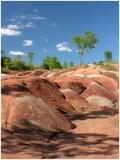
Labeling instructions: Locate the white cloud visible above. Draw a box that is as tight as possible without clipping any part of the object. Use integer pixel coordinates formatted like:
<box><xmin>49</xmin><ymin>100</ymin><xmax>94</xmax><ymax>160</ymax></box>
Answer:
<box><xmin>1</xmin><ymin>22</ymin><xmax>34</xmax><ymax>37</ymax></box>
<box><xmin>56</xmin><ymin>42</ymin><xmax>72</xmax><ymax>52</ymax></box>
<box><xmin>9</xmin><ymin>51</ymin><xmax>25</xmax><ymax>56</ymax></box>
<box><xmin>23</xmin><ymin>40</ymin><xmax>33</xmax><ymax>46</ymax></box>
<box><xmin>1</xmin><ymin>28</ymin><xmax>21</xmax><ymax>36</ymax></box>
<box><xmin>7</xmin><ymin>24</ymin><xmax>19</xmax><ymax>30</ymax></box>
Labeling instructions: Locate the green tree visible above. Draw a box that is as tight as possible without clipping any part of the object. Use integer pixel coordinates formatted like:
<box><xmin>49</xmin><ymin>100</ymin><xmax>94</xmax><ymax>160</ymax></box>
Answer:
<box><xmin>72</xmin><ymin>32</ymin><xmax>97</xmax><ymax>66</ymax></box>
<box><xmin>41</xmin><ymin>56</ymin><xmax>62</xmax><ymax>70</ymax></box>
<box><xmin>1</xmin><ymin>57</ymin><xmax>12</xmax><ymax>68</ymax></box>
<box><xmin>63</xmin><ymin>61</ymin><xmax>68</xmax><ymax>69</ymax></box>
<box><xmin>69</xmin><ymin>61</ymin><xmax>74</xmax><ymax>67</ymax></box>
<box><xmin>28</xmin><ymin>52</ymin><xmax>34</xmax><ymax>65</ymax></box>
<box><xmin>104</xmin><ymin>50</ymin><xmax>112</xmax><ymax>62</ymax></box>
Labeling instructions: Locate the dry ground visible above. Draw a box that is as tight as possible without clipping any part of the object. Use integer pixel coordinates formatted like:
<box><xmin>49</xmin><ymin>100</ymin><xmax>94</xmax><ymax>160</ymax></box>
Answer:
<box><xmin>2</xmin><ymin>108</ymin><xmax>119</xmax><ymax>159</ymax></box>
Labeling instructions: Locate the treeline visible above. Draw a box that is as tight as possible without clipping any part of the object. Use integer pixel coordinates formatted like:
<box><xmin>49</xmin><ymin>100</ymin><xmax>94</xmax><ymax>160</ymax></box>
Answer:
<box><xmin>1</xmin><ymin>50</ymin><xmax>34</xmax><ymax>73</ymax></box>
<box><xmin>1</xmin><ymin>50</ymin><xmax>75</xmax><ymax>73</ymax></box>
<box><xmin>1</xmin><ymin>49</ymin><xmax>115</xmax><ymax>73</ymax></box>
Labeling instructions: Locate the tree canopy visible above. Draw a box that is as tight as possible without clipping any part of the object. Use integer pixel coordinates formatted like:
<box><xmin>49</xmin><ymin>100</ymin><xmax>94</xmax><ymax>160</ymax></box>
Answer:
<box><xmin>104</xmin><ymin>50</ymin><xmax>112</xmax><ymax>62</ymax></box>
<box><xmin>72</xmin><ymin>32</ymin><xmax>98</xmax><ymax>65</ymax></box>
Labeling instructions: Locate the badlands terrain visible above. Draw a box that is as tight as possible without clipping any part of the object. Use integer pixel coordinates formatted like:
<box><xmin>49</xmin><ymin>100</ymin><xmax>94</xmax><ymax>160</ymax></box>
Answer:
<box><xmin>1</xmin><ymin>64</ymin><xmax>119</xmax><ymax>159</ymax></box>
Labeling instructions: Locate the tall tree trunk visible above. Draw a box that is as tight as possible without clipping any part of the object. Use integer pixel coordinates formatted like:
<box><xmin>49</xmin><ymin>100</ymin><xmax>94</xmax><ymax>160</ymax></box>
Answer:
<box><xmin>80</xmin><ymin>50</ymin><xmax>83</xmax><ymax>66</ymax></box>
<box><xmin>80</xmin><ymin>50</ymin><xmax>84</xmax><ymax>66</ymax></box>
<box><xmin>28</xmin><ymin>57</ymin><xmax>32</xmax><ymax>65</ymax></box>
<box><xmin>80</xmin><ymin>54</ymin><xmax>82</xmax><ymax>66</ymax></box>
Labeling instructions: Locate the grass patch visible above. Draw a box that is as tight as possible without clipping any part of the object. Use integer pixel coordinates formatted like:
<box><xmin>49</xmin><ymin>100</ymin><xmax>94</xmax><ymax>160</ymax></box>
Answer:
<box><xmin>95</xmin><ymin>61</ymin><xmax>117</xmax><ymax>71</ymax></box>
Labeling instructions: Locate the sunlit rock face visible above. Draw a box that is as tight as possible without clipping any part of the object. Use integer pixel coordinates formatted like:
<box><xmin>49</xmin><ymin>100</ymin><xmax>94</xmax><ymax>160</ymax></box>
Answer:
<box><xmin>1</xmin><ymin>94</ymin><xmax>74</xmax><ymax>133</ymax></box>
<box><xmin>1</xmin><ymin>64</ymin><xmax>119</xmax><ymax>135</ymax></box>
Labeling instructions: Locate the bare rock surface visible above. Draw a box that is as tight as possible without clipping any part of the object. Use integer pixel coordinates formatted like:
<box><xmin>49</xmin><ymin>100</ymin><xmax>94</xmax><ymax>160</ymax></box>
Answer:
<box><xmin>86</xmin><ymin>95</ymin><xmax>113</xmax><ymax>108</ymax></box>
<box><xmin>1</xmin><ymin>77</ymin><xmax>75</xmax><ymax>138</ymax></box>
<box><xmin>60</xmin><ymin>89</ymin><xmax>93</xmax><ymax>112</ymax></box>
<box><xmin>1</xmin><ymin>64</ymin><xmax>119</xmax><ymax>159</ymax></box>
<box><xmin>81</xmin><ymin>81</ymin><xmax>117</xmax><ymax>104</ymax></box>
<box><xmin>2</xmin><ymin>94</ymin><xmax>74</xmax><ymax>133</ymax></box>
<box><xmin>24</xmin><ymin>77</ymin><xmax>74</xmax><ymax>113</ymax></box>
<box><xmin>94</xmin><ymin>75</ymin><xmax>118</xmax><ymax>92</ymax></box>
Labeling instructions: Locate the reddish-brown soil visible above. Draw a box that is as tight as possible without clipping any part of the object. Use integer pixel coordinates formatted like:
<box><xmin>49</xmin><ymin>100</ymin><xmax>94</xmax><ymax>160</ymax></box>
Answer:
<box><xmin>1</xmin><ymin>64</ymin><xmax>119</xmax><ymax>159</ymax></box>
<box><xmin>2</xmin><ymin>108</ymin><xmax>119</xmax><ymax>159</ymax></box>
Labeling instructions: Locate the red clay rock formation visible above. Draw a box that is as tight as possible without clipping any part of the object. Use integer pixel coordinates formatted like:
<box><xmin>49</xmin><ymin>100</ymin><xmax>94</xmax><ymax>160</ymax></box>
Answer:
<box><xmin>52</xmin><ymin>77</ymin><xmax>93</xmax><ymax>89</ymax></box>
<box><xmin>24</xmin><ymin>78</ymin><xmax>74</xmax><ymax>113</ymax></box>
<box><xmin>1</xmin><ymin>83</ymin><xmax>75</xmax><ymax>134</ymax></box>
<box><xmin>95</xmin><ymin>75</ymin><xmax>118</xmax><ymax>92</ymax></box>
<box><xmin>1</xmin><ymin>64</ymin><xmax>119</xmax><ymax>159</ymax></box>
<box><xmin>60</xmin><ymin>89</ymin><xmax>94</xmax><ymax>112</ymax></box>
<box><xmin>81</xmin><ymin>81</ymin><xmax>117</xmax><ymax>103</ymax></box>
<box><xmin>68</xmin><ymin>81</ymin><xmax>86</xmax><ymax>94</ymax></box>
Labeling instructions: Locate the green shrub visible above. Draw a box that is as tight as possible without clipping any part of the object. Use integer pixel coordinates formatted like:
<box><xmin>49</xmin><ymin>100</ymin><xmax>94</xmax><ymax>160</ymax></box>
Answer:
<box><xmin>41</xmin><ymin>56</ymin><xmax>62</xmax><ymax>70</ymax></box>
<box><xmin>1</xmin><ymin>56</ymin><xmax>12</xmax><ymax>68</ymax></box>
<box><xmin>25</xmin><ymin>64</ymin><xmax>33</xmax><ymax>70</ymax></box>
<box><xmin>63</xmin><ymin>61</ymin><xmax>68</xmax><ymax>69</ymax></box>
<box><xmin>101</xmin><ymin>64</ymin><xmax>117</xmax><ymax>71</ymax></box>
<box><xmin>1</xmin><ymin>52</ymin><xmax>35</xmax><ymax>71</ymax></box>
<box><xmin>1</xmin><ymin>67</ymin><xmax>9</xmax><ymax>73</ymax></box>
<box><xmin>9</xmin><ymin>59</ymin><xmax>27</xmax><ymax>71</ymax></box>
<box><xmin>69</xmin><ymin>61</ymin><xmax>74</xmax><ymax>67</ymax></box>
<box><xmin>97</xmin><ymin>60</ymin><xmax>104</xmax><ymax>65</ymax></box>
<box><xmin>33</xmin><ymin>64</ymin><xmax>42</xmax><ymax>68</ymax></box>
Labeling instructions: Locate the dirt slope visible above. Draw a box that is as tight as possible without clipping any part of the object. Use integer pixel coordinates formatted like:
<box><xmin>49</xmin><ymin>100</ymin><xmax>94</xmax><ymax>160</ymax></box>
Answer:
<box><xmin>1</xmin><ymin>64</ymin><xmax>119</xmax><ymax>159</ymax></box>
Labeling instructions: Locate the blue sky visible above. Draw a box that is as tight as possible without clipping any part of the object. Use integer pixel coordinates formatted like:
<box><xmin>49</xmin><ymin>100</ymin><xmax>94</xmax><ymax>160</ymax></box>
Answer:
<box><xmin>1</xmin><ymin>1</ymin><xmax>119</xmax><ymax>65</ymax></box>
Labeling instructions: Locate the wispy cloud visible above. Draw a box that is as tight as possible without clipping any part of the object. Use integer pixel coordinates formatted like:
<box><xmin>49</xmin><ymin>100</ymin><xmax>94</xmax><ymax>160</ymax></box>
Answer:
<box><xmin>24</xmin><ymin>22</ymin><xmax>34</xmax><ymax>28</ymax></box>
<box><xmin>12</xmin><ymin>14</ymin><xmax>26</xmax><ymax>21</ymax></box>
<box><xmin>10</xmin><ymin>18</ymin><xmax>16</xmax><ymax>22</ymax></box>
<box><xmin>56</xmin><ymin>42</ymin><xmax>72</xmax><ymax>52</ymax></box>
<box><xmin>7</xmin><ymin>14</ymin><xmax>46</xmax><ymax>30</ymax></box>
<box><xmin>1</xmin><ymin>28</ymin><xmax>21</xmax><ymax>36</ymax></box>
<box><xmin>9</xmin><ymin>51</ymin><xmax>25</xmax><ymax>56</ymax></box>
<box><xmin>9</xmin><ymin>13</ymin><xmax>47</xmax><ymax>23</ymax></box>
<box><xmin>23</xmin><ymin>40</ymin><xmax>33</xmax><ymax>46</ymax></box>
<box><xmin>4</xmin><ymin>22</ymin><xmax>34</xmax><ymax>32</ymax></box>
<box><xmin>30</xmin><ymin>15</ymin><xmax>46</xmax><ymax>20</ymax></box>
<box><xmin>7</xmin><ymin>24</ymin><xmax>19</xmax><ymax>30</ymax></box>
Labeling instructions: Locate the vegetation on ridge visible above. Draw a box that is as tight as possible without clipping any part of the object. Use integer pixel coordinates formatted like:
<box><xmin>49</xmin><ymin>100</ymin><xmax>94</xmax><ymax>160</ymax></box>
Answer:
<box><xmin>1</xmin><ymin>31</ymin><xmax>117</xmax><ymax>73</ymax></box>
